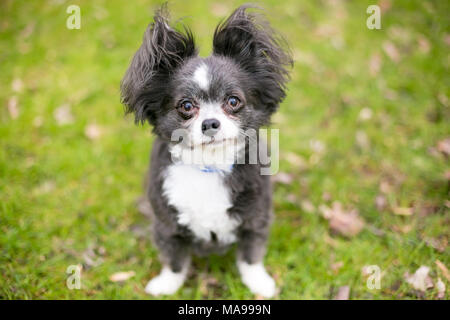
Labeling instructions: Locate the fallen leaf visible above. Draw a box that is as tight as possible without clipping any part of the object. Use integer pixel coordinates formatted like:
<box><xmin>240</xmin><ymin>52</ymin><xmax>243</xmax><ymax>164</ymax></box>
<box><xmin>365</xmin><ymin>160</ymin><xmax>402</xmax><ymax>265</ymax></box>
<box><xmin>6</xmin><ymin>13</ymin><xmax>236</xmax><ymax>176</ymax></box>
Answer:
<box><xmin>320</xmin><ymin>202</ymin><xmax>365</xmax><ymax>237</ymax></box>
<box><xmin>437</xmin><ymin>138</ymin><xmax>450</xmax><ymax>156</ymax></box>
<box><xmin>272</xmin><ymin>172</ymin><xmax>294</xmax><ymax>185</ymax></box>
<box><xmin>333</xmin><ymin>286</ymin><xmax>350</xmax><ymax>300</ymax></box>
<box><xmin>383</xmin><ymin>41</ymin><xmax>400</xmax><ymax>62</ymax></box>
<box><xmin>210</xmin><ymin>3</ymin><xmax>229</xmax><ymax>17</ymax></box>
<box><xmin>368</xmin><ymin>53</ymin><xmax>382</xmax><ymax>77</ymax></box>
<box><xmin>436</xmin><ymin>278</ymin><xmax>446</xmax><ymax>299</ymax></box>
<box><xmin>301</xmin><ymin>200</ymin><xmax>315</xmax><ymax>213</ymax></box>
<box><xmin>355</xmin><ymin>130</ymin><xmax>370</xmax><ymax>149</ymax></box>
<box><xmin>309</xmin><ymin>139</ymin><xmax>326</xmax><ymax>154</ymax></box>
<box><xmin>358</xmin><ymin>107</ymin><xmax>373</xmax><ymax>121</ymax></box>
<box><xmin>7</xmin><ymin>96</ymin><xmax>19</xmax><ymax>119</ymax></box>
<box><xmin>435</xmin><ymin>260</ymin><xmax>450</xmax><ymax>282</ymax></box>
<box><xmin>109</xmin><ymin>271</ymin><xmax>135</xmax><ymax>282</ymax></box>
<box><xmin>54</xmin><ymin>104</ymin><xmax>74</xmax><ymax>125</ymax></box>
<box><xmin>11</xmin><ymin>78</ymin><xmax>24</xmax><ymax>92</ymax></box>
<box><xmin>284</xmin><ymin>152</ymin><xmax>307</xmax><ymax>169</ymax></box>
<box><xmin>423</xmin><ymin>237</ymin><xmax>447</xmax><ymax>253</ymax></box>
<box><xmin>417</xmin><ymin>35</ymin><xmax>431</xmax><ymax>54</ymax></box>
<box><xmin>84</xmin><ymin>123</ymin><xmax>102</xmax><ymax>140</ymax></box>
<box><xmin>331</xmin><ymin>261</ymin><xmax>344</xmax><ymax>274</ymax></box>
<box><xmin>392</xmin><ymin>207</ymin><xmax>413</xmax><ymax>216</ymax></box>
<box><xmin>375</xmin><ymin>194</ymin><xmax>387</xmax><ymax>211</ymax></box>
<box><xmin>404</xmin><ymin>266</ymin><xmax>433</xmax><ymax>292</ymax></box>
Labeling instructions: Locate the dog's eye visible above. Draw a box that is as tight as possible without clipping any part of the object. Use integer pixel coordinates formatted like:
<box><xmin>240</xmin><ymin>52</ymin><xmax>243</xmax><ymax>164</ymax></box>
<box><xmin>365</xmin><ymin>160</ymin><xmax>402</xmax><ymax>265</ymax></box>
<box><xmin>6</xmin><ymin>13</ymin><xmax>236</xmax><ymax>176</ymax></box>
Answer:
<box><xmin>181</xmin><ymin>101</ymin><xmax>194</xmax><ymax>112</ymax></box>
<box><xmin>227</xmin><ymin>96</ymin><xmax>240</xmax><ymax>109</ymax></box>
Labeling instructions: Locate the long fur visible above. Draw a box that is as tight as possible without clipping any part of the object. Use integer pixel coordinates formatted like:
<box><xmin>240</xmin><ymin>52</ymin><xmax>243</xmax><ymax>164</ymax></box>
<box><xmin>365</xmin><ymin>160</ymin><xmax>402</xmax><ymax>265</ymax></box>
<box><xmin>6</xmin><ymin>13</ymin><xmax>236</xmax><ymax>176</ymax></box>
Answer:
<box><xmin>120</xmin><ymin>5</ymin><xmax>197</xmax><ymax>124</ymax></box>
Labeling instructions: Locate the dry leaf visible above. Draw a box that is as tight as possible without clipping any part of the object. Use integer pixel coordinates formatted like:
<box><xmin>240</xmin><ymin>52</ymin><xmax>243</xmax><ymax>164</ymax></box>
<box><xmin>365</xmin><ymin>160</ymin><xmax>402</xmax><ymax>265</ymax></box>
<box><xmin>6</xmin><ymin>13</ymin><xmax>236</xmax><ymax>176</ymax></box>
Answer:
<box><xmin>404</xmin><ymin>266</ymin><xmax>433</xmax><ymax>292</ymax></box>
<box><xmin>392</xmin><ymin>207</ymin><xmax>413</xmax><ymax>216</ymax></box>
<box><xmin>417</xmin><ymin>35</ymin><xmax>431</xmax><ymax>54</ymax></box>
<box><xmin>331</xmin><ymin>261</ymin><xmax>344</xmax><ymax>274</ymax></box>
<box><xmin>333</xmin><ymin>286</ymin><xmax>350</xmax><ymax>300</ymax></box>
<box><xmin>11</xmin><ymin>78</ymin><xmax>24</xmax><ymax>92</ymax></box>
<box><xmin>310</xmin><ymin>139</ymin><xmax>326</xmax><ymax>154</ymax></box>
<box><xmin>301</xmin><ymin>200</ymin><xmax>315</xmax><ymax>213</ymax></box>
<box><xmin>109</xmin><ymin>271</ymin><xmax>135</xmax><ymax>282</ymax></box>
<box><xmin>437</xmin><ymin>138</ymin><xmax>450</xmax><ymax>156</ymax></box>
<box><xmin>435</xmin><ymin>260</ymin><xmax>450</xmax><ymax>282</ymax></box>
<box><xmin>375</xmin><ymin>194</ymin><xmax>387</xmax><ymax>211</ymax></box>
<box><xmin>355</xmin><ymin>130</ymin><xmax>370</xmax><ymax>149</ymax></box>
<box><xmin>54</xmin><ymin>104</ymin><xmax>74</xmax><ymax>125</ymax></box>
<box><xmin>436</xmin><ymin>278</ymin><xmax>446</xmax><ymax>299</ymax></box>
<box><xmin>85</xmin><ymin>123</ymin><xmax>102</xmax><ymax>140</ymax></box>
<box><xmin>320</xmin><ymin>202</ymin><xmax>365</xmax><ymax>237</ymax></box>
<box><xmin>284</xmin><ymin>152</ymin><xmax>307</xmax><ymax>169</ymax></box>
<box><xmin>272</xmin><ymin>172</ymin><xmax>294</xmax><ymax>185</ymax></box>
<box><xmin>359</xmin><ymin>107</ymin><xmax>373</xmax><ymax>121</ymax></box>
<box><xmin>8</xmin><ymin>96</ymin><xmax>19</xmax><ymax>119</ymax></box>
<box><xmin>368</xmin><ymin>53</ymin><xmax>382</xmax><ymax>76</ymax></box>
<box><xmin>383</xmin><ymin>41</ymin><xmax>400</xmax><ymax>62</ymax></box>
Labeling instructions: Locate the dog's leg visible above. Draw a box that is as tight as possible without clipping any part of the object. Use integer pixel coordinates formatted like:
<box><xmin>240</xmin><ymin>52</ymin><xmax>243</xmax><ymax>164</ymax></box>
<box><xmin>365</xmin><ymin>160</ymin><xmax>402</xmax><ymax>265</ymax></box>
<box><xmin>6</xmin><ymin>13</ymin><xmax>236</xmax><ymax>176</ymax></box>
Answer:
<box><xmin>145</xmin><ymin>228</ymin><xmax>191</xmax><ymax>296</ymax></box>
<box><xmin>236</xmin><ymin>231</ymin><xmax>276</xmax><ymax>298</ymax></box>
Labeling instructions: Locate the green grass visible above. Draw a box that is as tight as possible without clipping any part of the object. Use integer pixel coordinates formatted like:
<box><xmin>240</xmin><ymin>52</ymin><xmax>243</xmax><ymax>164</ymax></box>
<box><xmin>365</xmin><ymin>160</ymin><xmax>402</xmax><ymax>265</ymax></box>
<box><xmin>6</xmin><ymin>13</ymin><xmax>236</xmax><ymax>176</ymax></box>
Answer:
<box><xmin>0</xmin><ymin>0</ymin><xmax>449</xmax><ymax>299</ymax></box>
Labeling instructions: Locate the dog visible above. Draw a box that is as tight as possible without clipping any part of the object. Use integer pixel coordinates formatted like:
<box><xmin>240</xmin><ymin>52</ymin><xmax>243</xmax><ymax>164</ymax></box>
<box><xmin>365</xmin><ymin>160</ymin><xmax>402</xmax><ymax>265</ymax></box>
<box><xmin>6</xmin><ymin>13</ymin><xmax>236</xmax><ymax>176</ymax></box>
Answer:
<box><xmin>120</xmin><ymin>4</ymin><xmax>292</xmax><ymax>298</ymax></box>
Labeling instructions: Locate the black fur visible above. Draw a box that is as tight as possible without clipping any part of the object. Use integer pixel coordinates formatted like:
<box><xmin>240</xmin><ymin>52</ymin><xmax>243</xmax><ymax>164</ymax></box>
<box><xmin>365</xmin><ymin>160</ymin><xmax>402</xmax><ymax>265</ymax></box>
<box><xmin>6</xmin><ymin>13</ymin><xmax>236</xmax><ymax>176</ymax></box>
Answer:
<box><xmin>121</xmin><ymin>4</ymin><xmax>292</xmax><ymax>288</ymax></box>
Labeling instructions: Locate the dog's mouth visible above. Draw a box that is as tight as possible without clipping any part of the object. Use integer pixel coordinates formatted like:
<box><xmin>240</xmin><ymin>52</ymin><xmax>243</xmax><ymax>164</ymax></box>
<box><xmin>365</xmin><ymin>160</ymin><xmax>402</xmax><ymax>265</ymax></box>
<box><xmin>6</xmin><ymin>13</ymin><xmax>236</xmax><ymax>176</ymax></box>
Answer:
<box><xmin>200</xmin><ymin>137</ymin><xmax>236</xmax><ymax>147</ymax></box>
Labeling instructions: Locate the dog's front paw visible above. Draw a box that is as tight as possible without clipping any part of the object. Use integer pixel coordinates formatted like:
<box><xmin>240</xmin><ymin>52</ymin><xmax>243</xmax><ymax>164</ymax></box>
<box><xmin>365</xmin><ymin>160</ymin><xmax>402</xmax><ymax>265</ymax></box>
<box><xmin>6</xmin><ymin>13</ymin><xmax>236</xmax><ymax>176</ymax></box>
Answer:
<box><xmin>144</xmin><ymin>267</ymin><xmax>187</xmax><ymax>296</ymax></box>
<box><xmin>237</xmin><ymin>261</ymin><xmax>277</xmax><ymax>298</ymax></box>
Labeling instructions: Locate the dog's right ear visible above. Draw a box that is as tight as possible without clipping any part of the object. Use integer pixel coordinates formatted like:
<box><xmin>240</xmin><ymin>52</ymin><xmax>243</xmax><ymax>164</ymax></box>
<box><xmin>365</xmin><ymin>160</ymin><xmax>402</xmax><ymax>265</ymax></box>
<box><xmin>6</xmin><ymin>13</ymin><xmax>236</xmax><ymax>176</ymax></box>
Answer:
<box><xmin>121</xmin><ymin>6</ymin><xmax>197</xmax><ymax>124</ymax></box>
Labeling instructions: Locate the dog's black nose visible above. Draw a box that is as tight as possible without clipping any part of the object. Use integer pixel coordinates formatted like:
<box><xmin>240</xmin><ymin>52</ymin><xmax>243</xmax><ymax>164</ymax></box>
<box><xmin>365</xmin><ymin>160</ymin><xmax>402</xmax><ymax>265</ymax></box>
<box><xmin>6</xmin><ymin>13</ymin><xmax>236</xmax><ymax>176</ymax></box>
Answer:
<box><xmin>201</xmin><ymin>118</ymin><xmax>221</xmax><ymax>136</ymax></box>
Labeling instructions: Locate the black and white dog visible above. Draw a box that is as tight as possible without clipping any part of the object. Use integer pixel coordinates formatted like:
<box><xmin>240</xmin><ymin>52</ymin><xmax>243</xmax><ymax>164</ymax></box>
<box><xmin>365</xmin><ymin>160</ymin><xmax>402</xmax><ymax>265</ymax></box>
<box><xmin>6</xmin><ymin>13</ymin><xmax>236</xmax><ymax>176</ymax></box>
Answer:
<box><xmin>121</xmin><ymin>4</ymin><xmax>292</xmax><ymax>298</ymax></box>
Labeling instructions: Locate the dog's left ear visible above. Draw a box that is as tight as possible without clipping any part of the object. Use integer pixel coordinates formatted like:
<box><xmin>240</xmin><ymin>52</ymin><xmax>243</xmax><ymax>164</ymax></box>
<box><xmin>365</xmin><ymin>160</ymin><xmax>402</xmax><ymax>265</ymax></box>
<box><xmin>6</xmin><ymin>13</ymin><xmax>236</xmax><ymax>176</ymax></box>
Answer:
<box><xmin>121</xmin><ymin>5</ymin><xmax>197</xmax><ymax>124</ymax></box>
<box><xmin>213</xmin><ymin>5</ymin><xmax>293</xmax><ymax>113</ymax></box>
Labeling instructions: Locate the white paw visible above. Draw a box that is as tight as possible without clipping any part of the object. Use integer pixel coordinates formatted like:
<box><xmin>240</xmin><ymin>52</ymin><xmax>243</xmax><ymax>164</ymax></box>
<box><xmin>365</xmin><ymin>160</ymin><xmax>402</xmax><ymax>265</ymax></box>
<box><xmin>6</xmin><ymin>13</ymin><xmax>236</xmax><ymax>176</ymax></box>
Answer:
<box><xmin>144</xmin><ymin>267</ymin><xmax>187</xmax><ymax>296</ymax></box>
<box><xmin>237</xmin><ymin>261</ymin><xmax>276</xmax><ymax>298</ymax></box>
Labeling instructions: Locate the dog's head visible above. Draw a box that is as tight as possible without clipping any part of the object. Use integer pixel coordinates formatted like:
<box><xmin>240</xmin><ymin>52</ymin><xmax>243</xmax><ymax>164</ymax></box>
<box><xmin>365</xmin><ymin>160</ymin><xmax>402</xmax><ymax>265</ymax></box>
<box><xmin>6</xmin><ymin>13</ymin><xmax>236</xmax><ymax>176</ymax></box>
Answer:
<box><xmin>121</xmin><ymin>5</ymin><xmax>292</xmax><ymax>162</ymax></box>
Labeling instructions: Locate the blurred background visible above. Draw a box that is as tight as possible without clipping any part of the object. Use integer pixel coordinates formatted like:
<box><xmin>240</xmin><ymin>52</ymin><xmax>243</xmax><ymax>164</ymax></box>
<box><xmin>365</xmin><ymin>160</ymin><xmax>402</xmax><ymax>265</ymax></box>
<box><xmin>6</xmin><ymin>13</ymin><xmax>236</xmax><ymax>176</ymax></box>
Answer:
<box><xmin>0</xmin><ymin>0</ymin><xmax>448</xmax><ymax>299</ymax></box>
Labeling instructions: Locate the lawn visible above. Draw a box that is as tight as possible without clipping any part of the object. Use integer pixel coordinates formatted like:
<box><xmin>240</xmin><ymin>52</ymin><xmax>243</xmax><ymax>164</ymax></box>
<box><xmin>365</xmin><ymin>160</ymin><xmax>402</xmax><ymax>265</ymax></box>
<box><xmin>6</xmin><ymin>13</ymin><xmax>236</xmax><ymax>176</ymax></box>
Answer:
<box><xmin>0</xmin><ymin>0</ymin><xmax>448</xmax><ymax>299</ymax></box>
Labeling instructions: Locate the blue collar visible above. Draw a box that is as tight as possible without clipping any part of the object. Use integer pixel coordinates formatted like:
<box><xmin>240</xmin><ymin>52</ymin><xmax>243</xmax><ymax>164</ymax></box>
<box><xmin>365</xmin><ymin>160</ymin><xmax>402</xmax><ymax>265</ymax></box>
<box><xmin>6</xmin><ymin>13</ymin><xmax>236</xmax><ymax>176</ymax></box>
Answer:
<box><xmin>199</xmin><ymin>164</ymin><xmax>234</xmax><ymax>173</ymax></box>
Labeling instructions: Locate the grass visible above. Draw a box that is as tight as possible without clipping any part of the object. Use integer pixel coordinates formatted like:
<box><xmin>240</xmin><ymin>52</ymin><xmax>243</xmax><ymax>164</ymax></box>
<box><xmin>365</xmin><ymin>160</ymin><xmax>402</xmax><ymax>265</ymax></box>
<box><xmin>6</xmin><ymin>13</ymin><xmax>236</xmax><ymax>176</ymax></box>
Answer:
<box><xmin>0</xmin><ymin>0</ymin><xmax>449</xmax><ymax>299</ymax></box>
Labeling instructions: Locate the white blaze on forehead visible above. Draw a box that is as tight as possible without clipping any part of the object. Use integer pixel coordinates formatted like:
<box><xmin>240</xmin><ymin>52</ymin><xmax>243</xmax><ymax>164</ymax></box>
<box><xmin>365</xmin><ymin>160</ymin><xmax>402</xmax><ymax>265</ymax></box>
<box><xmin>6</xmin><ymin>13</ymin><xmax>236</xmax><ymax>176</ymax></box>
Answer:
<box><xmin>193</xmin><ymin>64</ymin><xmax>209</xmax><ymax>90</ymax></box>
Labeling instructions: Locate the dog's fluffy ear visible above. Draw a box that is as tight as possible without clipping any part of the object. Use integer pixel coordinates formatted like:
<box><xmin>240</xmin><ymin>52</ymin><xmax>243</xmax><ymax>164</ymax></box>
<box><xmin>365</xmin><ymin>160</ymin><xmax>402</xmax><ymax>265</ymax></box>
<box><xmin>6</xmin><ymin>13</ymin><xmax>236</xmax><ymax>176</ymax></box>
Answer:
<box><xmin>213</xmin><ymin>5</ymin><xmax>292</xmax><ymax>113</ymax></box>
<box><xmin>121</xmin><ymin>6</ymin><xmax>197</xmax><ymax>124</ymax></box>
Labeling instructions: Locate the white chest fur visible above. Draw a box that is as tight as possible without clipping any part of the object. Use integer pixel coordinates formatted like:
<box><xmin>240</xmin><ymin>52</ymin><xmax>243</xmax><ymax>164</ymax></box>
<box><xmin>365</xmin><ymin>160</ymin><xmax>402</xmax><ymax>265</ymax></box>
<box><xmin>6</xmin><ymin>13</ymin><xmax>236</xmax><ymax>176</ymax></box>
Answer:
<box><xmin>162</xmin><ymin>164</ymin><xmax>240</xmax><ymax>244</ymax></box>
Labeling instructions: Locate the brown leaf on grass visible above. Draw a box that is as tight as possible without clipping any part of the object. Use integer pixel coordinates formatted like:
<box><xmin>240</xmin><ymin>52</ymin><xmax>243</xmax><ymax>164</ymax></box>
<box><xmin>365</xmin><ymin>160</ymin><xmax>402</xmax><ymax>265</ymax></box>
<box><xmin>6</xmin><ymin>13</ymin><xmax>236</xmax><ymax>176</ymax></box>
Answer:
<box><xmin>284</xmin><ymin>152</ymin><xmax>307</xmax><ymax>169</ymax></box>
<box><xmin>84</xmin><ymin>123</ymin><xmax>102</xmax><ymax>140</ymax></box>
<box><xmin>417</xmin><ymin>35</ymin><xmax>431</xmax><ymax>54</ymax></box>
<box><xmin>435</xmin><ymin>260</ymin><xmax>450</xmax><ymax>282</ymax></box>
<box><xmin>436</xmin><ymin>138</ymin><xmax>450</xmax><ymax>156</ymax></box>
<box><xmin>7</xmin><ymin>96</ymin><xmax>19</xmax><ymax>119</ymax></box>
<box><xmin>319</xmin><ymin>202</ymin><xmax>365</xmax><ymax>237</ymax></box>
<box><xmin>368</xmin><ymin>53</ymin><xmax>382</xmax><ymax>76</ymax></box>
<box><xmin>11</xmin><ymin>78</ymin><xmax>24</xmax><ymax>93</ymax></box>
<box><xmin>404</xmin><ymin>266</ymin><xmax>433</xmax><ymax>292</ymax></box>
<box><xmin>392</xmin><ymin>206</ymin><xmax>413</xmax><ymax>216</ymax></box>
<box><xmin>109</xmin><ymin>271</ymin><xmax>135</xmax><ymax>282</ymax></box>
<box><xmin>271</xmin><ymin>172</ymin><xmax>294</xmax><ymax>185</ymax></box>
<box><xmin>379</xmin><ymin>0</ymin><xmax>392</xmax><ymax>13</ymax></box>
<box><xmin>54</xmin><ymin>104</ymin><xmax>74</xmax><ymax>125</ymax></box>
<box><xmin>333</xmin><ymin>286</ymin><xmax>350</xmax><ymax>300</ymax></box>
<box><xmin>383</xmin><ymin>41</ymin><xmax>400</xmax><ymax>62</ymax></box>
<box><xmin>436</xmin><ymin>278</ymin><xmax>446</xmax><ymax>299</ymax></box>
<box><xmin>423</xmin><ymin>237</ymin><xmax>447</xmax><ymax>253</ymax></box>
<box><xmin>375</xmin><ymin>194</ymin><xmax>387</xmax><ymax>211</ymax></box>
<box><xmin>331</xmin><ymin>261</ymin><xmax>344</xmax><ymax>274</ymax></box>
<box><xmin>210</xmin><ymin>3</ymin><xmax>229</xmax><ymax>17</ymax></box>
<box><xmin>301</xmin><ymin>200</ymin><xmax>315</xmax><ymax>213</ymax></box>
